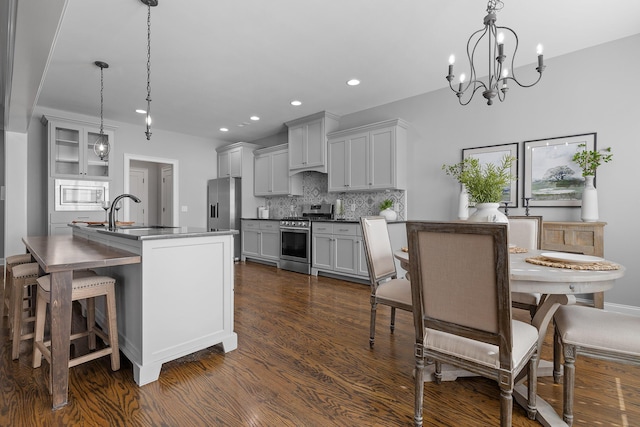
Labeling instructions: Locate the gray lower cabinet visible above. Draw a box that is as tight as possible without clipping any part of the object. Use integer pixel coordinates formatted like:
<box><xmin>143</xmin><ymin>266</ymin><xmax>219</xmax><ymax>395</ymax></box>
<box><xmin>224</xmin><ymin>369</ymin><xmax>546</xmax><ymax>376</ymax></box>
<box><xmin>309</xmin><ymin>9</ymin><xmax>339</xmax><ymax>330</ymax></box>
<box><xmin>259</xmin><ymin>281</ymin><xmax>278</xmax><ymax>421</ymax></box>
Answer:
<box><xmin>241</xmin><ymin>220</ymin><xmax>280</xmax><ymax>266</ymax></box>
<box><xmin>311</xmin><ymin>222</ymin><xmax>368</xmax><ymax>280</ymax></box>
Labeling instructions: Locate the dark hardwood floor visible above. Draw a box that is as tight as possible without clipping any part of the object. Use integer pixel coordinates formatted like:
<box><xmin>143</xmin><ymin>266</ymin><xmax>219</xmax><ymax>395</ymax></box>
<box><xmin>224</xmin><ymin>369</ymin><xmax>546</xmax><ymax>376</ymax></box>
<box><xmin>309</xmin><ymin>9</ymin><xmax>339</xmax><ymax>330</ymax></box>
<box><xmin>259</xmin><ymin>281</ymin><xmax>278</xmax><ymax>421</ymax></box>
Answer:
<box><xmin>1</xmin><ymin>261</ymin><xmax>639</xmax><ymax>426</ymax></box>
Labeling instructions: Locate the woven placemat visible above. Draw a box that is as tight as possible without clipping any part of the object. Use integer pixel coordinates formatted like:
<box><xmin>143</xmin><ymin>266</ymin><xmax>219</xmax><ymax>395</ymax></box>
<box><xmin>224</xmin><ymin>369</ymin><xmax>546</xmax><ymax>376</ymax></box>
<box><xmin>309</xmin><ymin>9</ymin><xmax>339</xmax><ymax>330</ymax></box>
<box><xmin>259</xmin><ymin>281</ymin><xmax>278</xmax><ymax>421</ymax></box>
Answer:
<box><xmin>525</xmin><ymin>256</ymin><xmax>620</xmax><ymax>271</ymax></box>
<box><xmin>510</xmin><ymin>247</ymin><xmax>528</xmax><ymax>254</ymax></box>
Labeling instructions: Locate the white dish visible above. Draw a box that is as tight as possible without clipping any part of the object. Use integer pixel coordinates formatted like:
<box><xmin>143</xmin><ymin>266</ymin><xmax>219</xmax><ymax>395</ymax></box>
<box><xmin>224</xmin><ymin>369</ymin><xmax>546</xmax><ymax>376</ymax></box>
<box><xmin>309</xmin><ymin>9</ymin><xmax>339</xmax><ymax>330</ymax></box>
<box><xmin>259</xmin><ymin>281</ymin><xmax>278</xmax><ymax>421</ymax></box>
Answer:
<box><xmin>540</xmin><ymin>252</ymin><xmax>604</xmax><ymax>264</ymax></box>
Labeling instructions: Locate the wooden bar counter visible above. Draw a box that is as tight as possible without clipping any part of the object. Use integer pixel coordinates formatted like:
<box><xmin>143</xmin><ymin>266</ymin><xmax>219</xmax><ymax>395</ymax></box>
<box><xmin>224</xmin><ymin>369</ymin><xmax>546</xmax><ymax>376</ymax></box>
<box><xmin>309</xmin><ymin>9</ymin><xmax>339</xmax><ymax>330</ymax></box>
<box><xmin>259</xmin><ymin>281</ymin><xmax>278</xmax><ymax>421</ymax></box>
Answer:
<box><xmin>22</xmin><ymin>234</ymin><xmax>141</xmax><ymax>409</ymax></box>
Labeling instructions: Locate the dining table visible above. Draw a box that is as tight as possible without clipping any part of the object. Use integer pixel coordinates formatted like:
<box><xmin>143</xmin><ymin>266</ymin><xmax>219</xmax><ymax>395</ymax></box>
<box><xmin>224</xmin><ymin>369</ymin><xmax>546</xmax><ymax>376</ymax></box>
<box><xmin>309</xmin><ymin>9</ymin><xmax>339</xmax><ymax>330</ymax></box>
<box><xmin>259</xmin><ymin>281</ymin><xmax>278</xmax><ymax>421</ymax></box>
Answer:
<box><xmin>22</xmin><ymin>234</ymin><xmax>141</xmax><ymax>409</ymax></box>
<box><xmin>394</xmin><ymin>247</ymin><xmax>626</xmax><ymax>427</ymax></box>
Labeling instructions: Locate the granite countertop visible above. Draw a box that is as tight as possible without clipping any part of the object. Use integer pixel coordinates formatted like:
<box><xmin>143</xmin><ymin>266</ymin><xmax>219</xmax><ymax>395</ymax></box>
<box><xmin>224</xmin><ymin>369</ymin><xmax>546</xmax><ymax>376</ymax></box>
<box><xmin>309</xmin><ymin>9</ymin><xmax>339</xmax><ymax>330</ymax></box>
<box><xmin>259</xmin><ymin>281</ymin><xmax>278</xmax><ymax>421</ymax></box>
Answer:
<box><xmin>241</xmin><ymin>218</ymin><xmax>405</xmax><ymax>224</ymax></box>
<box><xmin>71</xmin><ymin>223</ymin><xmax>239</xmax><ymax>241</ymax></box>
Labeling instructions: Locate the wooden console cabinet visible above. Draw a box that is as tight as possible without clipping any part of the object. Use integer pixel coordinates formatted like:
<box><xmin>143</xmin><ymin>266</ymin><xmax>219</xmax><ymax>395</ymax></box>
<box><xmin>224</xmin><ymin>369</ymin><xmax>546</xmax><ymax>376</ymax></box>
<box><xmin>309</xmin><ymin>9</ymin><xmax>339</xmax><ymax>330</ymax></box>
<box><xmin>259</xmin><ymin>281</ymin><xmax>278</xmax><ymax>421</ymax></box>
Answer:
<box><xmin>541</xmin><ymin>221</ymin><xmax>606</xmax><ymax>308</ymax></box>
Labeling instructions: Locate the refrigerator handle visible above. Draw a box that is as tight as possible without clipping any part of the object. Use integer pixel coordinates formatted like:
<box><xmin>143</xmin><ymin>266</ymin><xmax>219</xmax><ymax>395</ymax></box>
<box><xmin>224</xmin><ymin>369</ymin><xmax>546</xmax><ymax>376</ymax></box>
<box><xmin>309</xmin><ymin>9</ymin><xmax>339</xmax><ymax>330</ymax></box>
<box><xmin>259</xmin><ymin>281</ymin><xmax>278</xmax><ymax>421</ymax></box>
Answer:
<box><xmin>216</xmin><ymin>202</ymin><xmax>219</xmax><ymax>218</ymax></box>
<box><xmin>210</xmin><ymin>204</ymin><xmax>216</xmax><ymax>219</ymax></box>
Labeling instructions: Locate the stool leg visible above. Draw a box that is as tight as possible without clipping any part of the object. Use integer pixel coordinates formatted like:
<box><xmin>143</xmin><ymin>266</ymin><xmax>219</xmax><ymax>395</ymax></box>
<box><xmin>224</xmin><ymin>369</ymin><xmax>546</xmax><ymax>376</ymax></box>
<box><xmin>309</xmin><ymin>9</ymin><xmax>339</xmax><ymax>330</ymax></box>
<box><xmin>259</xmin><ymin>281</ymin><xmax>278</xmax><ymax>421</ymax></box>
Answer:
<box><xmin>87</xmin><ymin>297</ymin><xmax>96</xmax><ymax>350</ymax></box>
<box><xmin>563</xmin><ymin>344</ymin><xmax>576</xmax><ymax>427</ymax></box>
<box><xmin>105</xmin><ymin>284</ymin><xmax>120</xmax><ymax>371</ymax></box>
<box><xmin>11</xmin><ymin>278</ymin><xmax>24</xmax><ymax>360</ymax></box>
<box><xmin>32</xmin><ymin>289</ymin><xmax>48</xmax><ymax>369</ymax></box>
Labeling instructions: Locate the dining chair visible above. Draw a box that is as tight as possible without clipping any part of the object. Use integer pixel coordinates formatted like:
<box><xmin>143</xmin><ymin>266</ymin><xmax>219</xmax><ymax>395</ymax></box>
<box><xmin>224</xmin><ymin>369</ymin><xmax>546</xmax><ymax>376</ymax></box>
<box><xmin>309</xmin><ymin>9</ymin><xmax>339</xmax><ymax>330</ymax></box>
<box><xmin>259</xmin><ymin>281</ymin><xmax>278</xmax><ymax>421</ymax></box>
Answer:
<box><xmin>554</xmin><ymin>305</ymin><xmax>640</xmax><ymax>426</ymax></box>
<box><xmin>360</xmin><ymin>216</ymin><xmax>412</xmax><ymax>348</ymax></box>
<box><xmin>406</xmin><ymin>221</ymin><xmax>539</xmax><ymax>427</ymax></box>
<box><xmin>508</xmin><ymin>215</ymin><xmax>543</xmax><ymax>319</ymax></box>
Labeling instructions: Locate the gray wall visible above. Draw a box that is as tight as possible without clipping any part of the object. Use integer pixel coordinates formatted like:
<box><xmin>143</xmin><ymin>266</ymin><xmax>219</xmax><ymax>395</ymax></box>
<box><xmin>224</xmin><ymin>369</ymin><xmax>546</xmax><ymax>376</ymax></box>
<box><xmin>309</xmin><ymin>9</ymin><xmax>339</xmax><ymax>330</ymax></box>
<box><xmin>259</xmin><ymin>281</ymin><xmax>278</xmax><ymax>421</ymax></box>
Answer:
<box><xmin>337</xmin><ymin>34</ymin><xmax>640</xmax><ymax>310</ymax></box>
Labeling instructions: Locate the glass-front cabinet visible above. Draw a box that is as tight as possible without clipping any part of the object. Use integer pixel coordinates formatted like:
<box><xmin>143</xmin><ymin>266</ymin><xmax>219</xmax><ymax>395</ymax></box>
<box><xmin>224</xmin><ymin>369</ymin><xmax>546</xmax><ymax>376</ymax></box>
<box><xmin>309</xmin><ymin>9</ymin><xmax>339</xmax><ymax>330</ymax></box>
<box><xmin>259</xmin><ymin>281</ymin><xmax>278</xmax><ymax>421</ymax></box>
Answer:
<box><xmin>44</xmin><ymin>116</ymin><xmax>115</xmax><ymax>179</ymax></box>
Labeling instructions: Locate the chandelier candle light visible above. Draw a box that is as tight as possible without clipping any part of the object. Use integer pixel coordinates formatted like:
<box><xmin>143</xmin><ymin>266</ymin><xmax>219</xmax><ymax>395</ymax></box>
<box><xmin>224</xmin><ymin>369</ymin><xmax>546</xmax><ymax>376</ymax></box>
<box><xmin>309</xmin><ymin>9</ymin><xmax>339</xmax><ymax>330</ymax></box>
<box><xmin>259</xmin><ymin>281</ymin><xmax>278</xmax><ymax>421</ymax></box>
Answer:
<box><xmin>446</xmin><ymin>0</ymin><xmax>545</xmax><ymax>105</ymax></box>
<box><xmin>141</xmin><ymin>0</ymin><xmax>158</xmax><ymax>140</ymax></box>
<box><xmin>94</xmin><ymin>61</ymin><xmax>110</xmax><ymax>161</ymax></box>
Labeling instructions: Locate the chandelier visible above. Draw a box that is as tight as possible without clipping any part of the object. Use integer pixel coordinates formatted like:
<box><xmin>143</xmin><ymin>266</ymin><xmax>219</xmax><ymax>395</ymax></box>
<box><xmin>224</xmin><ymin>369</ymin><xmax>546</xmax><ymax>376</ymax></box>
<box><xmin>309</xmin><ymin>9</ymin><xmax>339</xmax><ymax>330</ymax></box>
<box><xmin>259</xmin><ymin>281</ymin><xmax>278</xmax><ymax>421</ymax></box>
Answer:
<box><xmin>446</xmin><ymin>0</ymin><xmax>545</xmax><ymax>105</ymax></box>
<box><xmin>94</xmin><ymin>61</ymin><xmax>110</xmax><ymax>161</ymax></box>
<box><xmin>141</xmin><ymin>0</ymin><xmax>158</xmax><ymax>140</ymax></box>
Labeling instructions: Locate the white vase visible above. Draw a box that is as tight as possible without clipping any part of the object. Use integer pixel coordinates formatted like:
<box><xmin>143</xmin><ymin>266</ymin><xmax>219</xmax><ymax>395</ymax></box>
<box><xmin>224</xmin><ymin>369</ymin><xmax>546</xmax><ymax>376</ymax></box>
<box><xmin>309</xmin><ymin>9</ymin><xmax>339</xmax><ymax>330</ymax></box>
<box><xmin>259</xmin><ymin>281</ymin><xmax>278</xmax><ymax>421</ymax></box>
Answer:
<box><xmin>457</xmin><ymin>185</ymin><xmax>469</xmax><ymax>220</ymax></box>
<box><xmin>380</xmin><ymin>208</ymin><xmax>397</xmax><ymax>221</ymax></box>
<box><xmin>468</xmin><ymin>202</ymin><xmax>508</xmax><ymax>223</ymax></box>
<box><xmin>581</xmin><ymin>175</ymin><xmax>599</xmax><ymax>222</ymax></box>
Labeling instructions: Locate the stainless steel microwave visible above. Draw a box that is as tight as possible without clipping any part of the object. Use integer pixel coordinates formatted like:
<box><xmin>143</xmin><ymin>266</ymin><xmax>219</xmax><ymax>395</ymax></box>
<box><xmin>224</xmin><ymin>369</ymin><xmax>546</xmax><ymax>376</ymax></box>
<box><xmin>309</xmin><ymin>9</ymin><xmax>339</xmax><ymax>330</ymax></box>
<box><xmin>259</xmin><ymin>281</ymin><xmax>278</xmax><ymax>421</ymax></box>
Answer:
<box><xmin>55</xmin><ymin>179</ymin><xmax>109</xmax><ymax>211</ymax></box>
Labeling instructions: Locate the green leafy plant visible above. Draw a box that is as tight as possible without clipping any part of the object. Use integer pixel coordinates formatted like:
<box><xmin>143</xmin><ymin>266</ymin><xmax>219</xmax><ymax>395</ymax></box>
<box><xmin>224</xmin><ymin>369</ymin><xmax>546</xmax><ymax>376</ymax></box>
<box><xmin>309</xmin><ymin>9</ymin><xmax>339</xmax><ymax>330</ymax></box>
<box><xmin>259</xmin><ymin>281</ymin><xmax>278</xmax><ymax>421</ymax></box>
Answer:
<box><xmin>442</xmin><ymin>155</ymin><xmax>515</xmax><ymax>204</ymax></box>
<box><xmin>572</xmin><ymin>143</ymin><xmax>613</xmax><ymax>177</ymax></box>
<box><xmin>379</xmin><ymin>199</ymin><xmax>394</xmax><ymax>211</ymax></box>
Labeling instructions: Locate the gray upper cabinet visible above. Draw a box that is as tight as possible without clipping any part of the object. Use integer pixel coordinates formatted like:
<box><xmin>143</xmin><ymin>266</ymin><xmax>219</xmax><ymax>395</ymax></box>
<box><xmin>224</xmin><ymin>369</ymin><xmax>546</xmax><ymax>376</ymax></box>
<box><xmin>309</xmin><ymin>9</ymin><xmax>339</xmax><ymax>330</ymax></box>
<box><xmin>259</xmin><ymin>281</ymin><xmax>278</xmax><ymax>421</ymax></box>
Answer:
<box><xmin>285</xmin><ymin>111</ymin><xmax>340</xmax><ymax>175</ymax></box>
<box><xmin>327</xmin><ymin>119</ymin><xmax>408</xmax><ymax>192</ymax></box>
<box><xmin>217</xmin><ymin>146</ymin><xmax>242</xmax><ymax>178</ymax></box>
<box><xmin>254</xmin><ymin>144</ymin><xmax>303</xmax><ymax>196</ymax></box>
<box><xmin>44</xmin><ymin>115</ymin><xmax>115</xmax><ymax>180</ymax></box>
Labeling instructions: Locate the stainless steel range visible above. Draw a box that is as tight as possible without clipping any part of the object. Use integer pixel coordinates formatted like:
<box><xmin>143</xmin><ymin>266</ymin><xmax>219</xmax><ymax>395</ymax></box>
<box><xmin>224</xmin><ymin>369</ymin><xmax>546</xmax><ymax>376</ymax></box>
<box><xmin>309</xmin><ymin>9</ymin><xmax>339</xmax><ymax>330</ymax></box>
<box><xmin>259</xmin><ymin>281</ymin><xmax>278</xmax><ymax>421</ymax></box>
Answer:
<box><xmin>279</xmin><ymin>203</ymin><xmax>333</xmax><ymax>274</ymax></box>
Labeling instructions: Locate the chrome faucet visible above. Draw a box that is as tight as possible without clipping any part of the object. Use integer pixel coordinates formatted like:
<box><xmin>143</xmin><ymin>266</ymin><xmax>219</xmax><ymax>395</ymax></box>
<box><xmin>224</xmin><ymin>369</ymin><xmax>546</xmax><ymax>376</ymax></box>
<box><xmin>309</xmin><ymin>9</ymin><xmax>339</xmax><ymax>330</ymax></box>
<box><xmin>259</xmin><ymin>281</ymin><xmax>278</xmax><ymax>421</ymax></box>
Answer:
<box><xmin>108</xmin><ymin>194</ymin><xmax>142</xmax><ymax>230</ymax></box>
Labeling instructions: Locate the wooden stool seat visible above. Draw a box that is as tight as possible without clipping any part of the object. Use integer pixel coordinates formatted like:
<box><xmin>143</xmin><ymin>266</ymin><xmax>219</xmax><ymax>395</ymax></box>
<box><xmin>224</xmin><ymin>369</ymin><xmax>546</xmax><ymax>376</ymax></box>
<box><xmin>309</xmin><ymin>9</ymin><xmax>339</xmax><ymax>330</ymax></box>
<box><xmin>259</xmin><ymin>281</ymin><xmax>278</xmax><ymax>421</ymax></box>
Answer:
<box><xmin>554</xmin><ymin>305</ymin><xmax>640</xmax><ymax>426</ymax></box>
<box><xmin>10</xmin><ymin>262</ymin><xmax>40</xmax><ymax>360</ymax></box>
<box><xmin>2</xmin><ymin>253</ymin><xmax>34</xmax><ymax>323</ymax></box>
<box><xmin>32</xmin><ymin>273</ymin><xmax>120</xmax><ymax>380</ymax></box>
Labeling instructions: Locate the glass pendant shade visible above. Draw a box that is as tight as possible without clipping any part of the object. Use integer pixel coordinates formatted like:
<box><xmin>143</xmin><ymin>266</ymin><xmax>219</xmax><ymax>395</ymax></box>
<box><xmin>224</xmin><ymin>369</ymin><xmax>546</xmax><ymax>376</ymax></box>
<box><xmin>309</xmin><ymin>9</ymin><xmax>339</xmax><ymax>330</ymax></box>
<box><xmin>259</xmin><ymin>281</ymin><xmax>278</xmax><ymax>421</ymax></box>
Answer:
<box><xmin>94</xmin><ymin>60</ymin><xmax>110</xmax><ymax>161</ymax></box>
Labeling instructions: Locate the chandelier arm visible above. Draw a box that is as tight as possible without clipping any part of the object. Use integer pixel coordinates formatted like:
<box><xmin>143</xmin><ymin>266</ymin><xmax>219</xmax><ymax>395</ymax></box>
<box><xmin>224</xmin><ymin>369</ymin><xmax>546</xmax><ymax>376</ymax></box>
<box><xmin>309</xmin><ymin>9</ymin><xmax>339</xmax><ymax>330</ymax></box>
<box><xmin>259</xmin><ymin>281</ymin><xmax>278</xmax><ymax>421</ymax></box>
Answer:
<box><xmin>466</xmin><ymin>26</ymin><xmax>488</xmax><ymax>91</ymax></box>
<box><xmin>458</xmin><ymin>84</ymin><xmax>487</xmax><ymax>106</ymax></box>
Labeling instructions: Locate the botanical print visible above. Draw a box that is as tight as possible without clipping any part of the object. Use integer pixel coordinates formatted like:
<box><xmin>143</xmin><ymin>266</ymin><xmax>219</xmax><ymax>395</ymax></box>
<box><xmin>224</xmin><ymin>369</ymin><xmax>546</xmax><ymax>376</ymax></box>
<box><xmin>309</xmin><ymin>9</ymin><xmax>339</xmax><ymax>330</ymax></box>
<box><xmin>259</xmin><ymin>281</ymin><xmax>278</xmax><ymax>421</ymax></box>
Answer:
<box><xmin>524</xmin><ymin>133</ymin><xmax>596</xmax><ymax>207</ymax></box>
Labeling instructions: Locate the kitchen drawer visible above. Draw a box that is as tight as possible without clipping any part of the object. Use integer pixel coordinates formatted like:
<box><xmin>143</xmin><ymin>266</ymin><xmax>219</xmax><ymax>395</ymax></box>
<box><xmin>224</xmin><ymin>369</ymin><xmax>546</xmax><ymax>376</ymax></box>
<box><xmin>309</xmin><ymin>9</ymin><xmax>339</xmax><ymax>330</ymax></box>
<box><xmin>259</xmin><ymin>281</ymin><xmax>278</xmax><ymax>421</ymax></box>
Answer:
<box><xmin>312</xmin><ymin>223</ymin><xmax>333</xmax><ymax>234</ymax></box>
<box><xmin>243</xmin><ymin>221</ymin><xmax>260</xmax><ymax>230</ymax></box>
<box><xmin>260</xmin><ymin>221</ymin><xmax>279</xmax><ymax>231</ymax></box>
<box><xmin>332</xmin><ymin>223</ymin><xmax>359</xmax><ymax>236</ymax></box>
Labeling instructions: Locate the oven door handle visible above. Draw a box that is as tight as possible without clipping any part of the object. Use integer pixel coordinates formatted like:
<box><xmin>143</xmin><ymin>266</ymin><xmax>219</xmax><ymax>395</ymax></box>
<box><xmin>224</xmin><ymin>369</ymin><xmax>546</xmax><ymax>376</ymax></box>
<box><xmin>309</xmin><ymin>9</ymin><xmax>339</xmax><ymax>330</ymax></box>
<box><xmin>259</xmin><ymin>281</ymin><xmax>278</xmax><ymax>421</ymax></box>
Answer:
<box><xmin>279</xmin><ymin>227</ymin><xmax>309</xmax><ymax>232</ymax></box>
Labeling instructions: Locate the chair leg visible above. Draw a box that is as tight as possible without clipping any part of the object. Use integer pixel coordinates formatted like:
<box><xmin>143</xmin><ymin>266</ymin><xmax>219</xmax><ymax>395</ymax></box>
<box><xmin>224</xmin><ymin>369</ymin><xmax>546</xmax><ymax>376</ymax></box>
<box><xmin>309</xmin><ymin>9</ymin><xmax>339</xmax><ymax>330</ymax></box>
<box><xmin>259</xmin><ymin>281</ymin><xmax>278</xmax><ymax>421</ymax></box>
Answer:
<box><xmin>32</xmin><ymin>290</ymin><xmax>47</xmax><ymax>368</ymax></box>
<box><xmin>499</xmin><ymin>386</ymin><xmax>513</xmax><ymax>427</ymax></box>
<box><xmin>563</xmin><ymin>344</ymin><xmax>576</xmax><ymax>427</ymax></box>
<box><xmin>527</xmin><ymin>352</ymin><xmax>538</xmax><ymax>420</ymax></box>
<box><xmin>434</xmin><ymin>361</ymin><xmax>442</xmax><ymax>384</ymax></box>
<box><xmin>414</xmin><ymin>349</ymin><xmax>425</xmax><ymax>427</ymax></box>
<box><xmin>369</xmin><ymin>297</ymin><xmax>377</xmax><ymax>348</ymax></box>
<box><xmin>553</xmin><ymin>326</ymin><xmax>562</xmax><ymax>384</ymax></box>
<box><xmin>105</xmin><ymin>284</ymin><xmax>120</xmax><ymax>371</ymax></box>
<box><xmin>390</xmin><ymin>307</ymin><xmax>397</xmax><ymax>333</ymax></box>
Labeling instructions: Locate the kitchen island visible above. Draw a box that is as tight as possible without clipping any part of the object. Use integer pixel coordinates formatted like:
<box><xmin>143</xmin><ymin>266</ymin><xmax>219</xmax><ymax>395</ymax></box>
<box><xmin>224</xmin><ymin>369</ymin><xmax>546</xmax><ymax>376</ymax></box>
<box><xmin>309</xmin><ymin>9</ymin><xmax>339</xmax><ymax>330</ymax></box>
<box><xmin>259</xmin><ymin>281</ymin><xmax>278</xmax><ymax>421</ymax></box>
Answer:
<box><xmin>71</xmin><ymin>224</ymin><xmax>239</xmax><ymax>386</ymax></box>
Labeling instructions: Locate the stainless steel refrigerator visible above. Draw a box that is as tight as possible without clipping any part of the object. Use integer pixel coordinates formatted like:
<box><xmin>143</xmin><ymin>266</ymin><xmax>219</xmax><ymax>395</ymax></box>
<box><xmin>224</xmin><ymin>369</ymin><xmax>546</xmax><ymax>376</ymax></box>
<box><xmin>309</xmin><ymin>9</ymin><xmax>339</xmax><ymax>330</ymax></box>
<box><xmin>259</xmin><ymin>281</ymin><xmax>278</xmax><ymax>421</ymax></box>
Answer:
<box><xmin>207</xmin><ymin>177</ymin><xmax>241</xmax><ymax>260</ymax></box>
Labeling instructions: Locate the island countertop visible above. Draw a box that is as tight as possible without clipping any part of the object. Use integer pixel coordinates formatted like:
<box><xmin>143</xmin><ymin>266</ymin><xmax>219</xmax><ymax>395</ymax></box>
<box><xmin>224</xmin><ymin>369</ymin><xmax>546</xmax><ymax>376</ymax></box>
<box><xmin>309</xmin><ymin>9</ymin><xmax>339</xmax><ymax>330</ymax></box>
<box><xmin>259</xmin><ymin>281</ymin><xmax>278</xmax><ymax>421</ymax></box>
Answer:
<box><xmin>70</xmin><ymin>223</ymin><xmax>238</xmax><ymax>240</ymax></box>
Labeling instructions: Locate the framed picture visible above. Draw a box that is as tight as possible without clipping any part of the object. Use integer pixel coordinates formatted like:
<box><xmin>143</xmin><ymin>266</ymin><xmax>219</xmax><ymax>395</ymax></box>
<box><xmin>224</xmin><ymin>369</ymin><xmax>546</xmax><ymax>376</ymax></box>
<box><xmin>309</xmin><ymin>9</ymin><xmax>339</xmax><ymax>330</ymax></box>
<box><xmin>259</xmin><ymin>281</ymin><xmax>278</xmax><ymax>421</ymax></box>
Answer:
<box><xmin>462</xmin><ymin>143</ymin><xmax>519</xmax><ymax>207</ymax></box>
<box><xmin>523</xmin><ymin>133</ymin><xmax>596</xmax><ymax>207</ymax></box>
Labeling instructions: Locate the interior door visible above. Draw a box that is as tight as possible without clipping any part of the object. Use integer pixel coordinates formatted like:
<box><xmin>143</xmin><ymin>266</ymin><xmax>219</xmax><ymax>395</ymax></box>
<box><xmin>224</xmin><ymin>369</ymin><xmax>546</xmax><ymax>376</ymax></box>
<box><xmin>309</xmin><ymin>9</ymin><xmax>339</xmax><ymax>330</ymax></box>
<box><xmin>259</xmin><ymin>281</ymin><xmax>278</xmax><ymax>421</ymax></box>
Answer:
<box><xmin>161</xmin><ymin>165</ymin><xmax>173</xmax><ymax>226</ymax></box>
<box><xmin>129</xmin><ymin>167</ymin><xmax>149</xmax><ymax>225</ymax></box>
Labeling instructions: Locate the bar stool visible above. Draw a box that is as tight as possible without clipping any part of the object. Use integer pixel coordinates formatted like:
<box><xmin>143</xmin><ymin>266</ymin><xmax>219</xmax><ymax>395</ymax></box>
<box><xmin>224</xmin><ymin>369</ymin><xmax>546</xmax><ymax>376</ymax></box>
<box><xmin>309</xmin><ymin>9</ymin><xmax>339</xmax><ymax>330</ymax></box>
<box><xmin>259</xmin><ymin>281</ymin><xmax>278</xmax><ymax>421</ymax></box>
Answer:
<box><xmin>554</xmin><ymin>305</ymin><xmax>640</xmax><ymax>426</ymax></box>
<box><xmin>2</xmin><ymin>253</ymin><xmax>33</xmax><ymax>323</ymax></box>
<box><xmin>32</xmin><ymin>272</ymin><xmax>120</xmax><ymax>381</ymax></box>
<box><xmin>10</xmin><ymin>262</ymin><xmax>40</xmax><ymax>360</ymax></box>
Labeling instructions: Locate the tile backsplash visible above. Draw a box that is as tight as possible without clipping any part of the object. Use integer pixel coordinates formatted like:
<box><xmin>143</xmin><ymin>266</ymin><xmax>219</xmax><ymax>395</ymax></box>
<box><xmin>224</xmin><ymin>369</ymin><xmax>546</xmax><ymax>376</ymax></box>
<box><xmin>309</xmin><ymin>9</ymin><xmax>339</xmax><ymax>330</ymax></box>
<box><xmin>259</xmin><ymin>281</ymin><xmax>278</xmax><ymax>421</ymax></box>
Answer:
<box><xmin>265</xmin><ymin>171</ymin><xmax>405</xmax><ymax>220</ymax></box>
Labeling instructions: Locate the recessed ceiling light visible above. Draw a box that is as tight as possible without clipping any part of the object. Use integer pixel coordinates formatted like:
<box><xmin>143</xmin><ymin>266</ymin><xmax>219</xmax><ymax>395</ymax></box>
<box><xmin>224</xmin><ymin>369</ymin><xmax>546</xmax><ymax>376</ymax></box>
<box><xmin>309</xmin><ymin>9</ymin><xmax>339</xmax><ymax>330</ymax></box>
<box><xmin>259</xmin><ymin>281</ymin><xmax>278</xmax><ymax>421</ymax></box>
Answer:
<box><xmin>237</xmin><ymin>124</ymin><xmax>245</xmax><ymax>128</ymax></box>
<box><xmin>219</xmin><ymin>127</ymin><xmax>229</xmax><ymax>132</ymax></box>
<box><xmin>290</xmin><ymin>100</ymin><xmax>302</xmax><ymax>106</ymax></box>
<box><xmin>136</xmin><ymin>109</ymin><xmax>147</xmax><ymax>114</ymax></box>
<box><xmin>250</xmin><ymin>116</ymin><xmax>260</xmax><ymax>121</ymax></box>
<box><xmin>347</xmin><ymin>79</ymin><xmax>361</xmax><ymax>86</ymax></box>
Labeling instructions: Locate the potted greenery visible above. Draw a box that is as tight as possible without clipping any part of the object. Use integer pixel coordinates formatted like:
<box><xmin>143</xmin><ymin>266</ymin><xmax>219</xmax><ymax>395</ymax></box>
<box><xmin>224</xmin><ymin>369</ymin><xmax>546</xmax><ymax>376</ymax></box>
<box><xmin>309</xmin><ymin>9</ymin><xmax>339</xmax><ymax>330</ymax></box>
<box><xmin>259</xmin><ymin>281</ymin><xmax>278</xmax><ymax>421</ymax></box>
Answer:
<box><xmin>572</xmin><ymin>143</ymin><xmax>613</xmax><ymax>222</ymax></box>
<box><xmin>379</xmin><ymin>199</ymin><xmax>397</xmax><ymax>221</ymax></box>
<box><xmin>442</xmin><ymin>154</ymin><xmax>515</xmax><ymax>222</ymax></box>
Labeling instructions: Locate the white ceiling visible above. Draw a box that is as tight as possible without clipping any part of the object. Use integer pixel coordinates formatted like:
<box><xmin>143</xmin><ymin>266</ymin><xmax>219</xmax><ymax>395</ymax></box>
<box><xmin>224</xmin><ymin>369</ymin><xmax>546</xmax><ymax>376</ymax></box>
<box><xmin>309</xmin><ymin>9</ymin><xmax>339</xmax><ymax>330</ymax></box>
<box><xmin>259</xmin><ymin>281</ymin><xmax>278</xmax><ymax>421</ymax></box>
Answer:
<box><xmin>14</xmin><ymin>0</ymin><xmax>640</xmax><ymax>142</ymax></box>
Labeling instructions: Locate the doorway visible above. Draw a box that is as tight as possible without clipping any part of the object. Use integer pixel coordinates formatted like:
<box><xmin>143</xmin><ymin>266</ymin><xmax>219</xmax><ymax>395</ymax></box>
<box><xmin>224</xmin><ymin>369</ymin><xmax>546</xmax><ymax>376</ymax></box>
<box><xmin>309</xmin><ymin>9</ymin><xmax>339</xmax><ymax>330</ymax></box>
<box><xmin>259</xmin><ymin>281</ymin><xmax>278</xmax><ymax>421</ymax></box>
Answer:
<box><xmin>124</xmin><ymin>154</ymin><xmax>179</xmax><ymax>226</ymax></box>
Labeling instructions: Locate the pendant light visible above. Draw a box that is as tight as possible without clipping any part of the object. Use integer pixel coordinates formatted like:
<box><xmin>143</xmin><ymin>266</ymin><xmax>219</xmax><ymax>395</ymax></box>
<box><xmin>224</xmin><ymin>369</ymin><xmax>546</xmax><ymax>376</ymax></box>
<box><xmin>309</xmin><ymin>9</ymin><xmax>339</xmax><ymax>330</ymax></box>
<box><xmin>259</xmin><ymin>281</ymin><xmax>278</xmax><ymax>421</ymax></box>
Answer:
<box><xmin>94</xmin><ymin>61</ymin><xmax>110</xmax><ymax>161</ymax></box>
<box><xmin>141</xmin><ymin>0</ymin><xmax>158</xmax><ymax>140</ymax></box>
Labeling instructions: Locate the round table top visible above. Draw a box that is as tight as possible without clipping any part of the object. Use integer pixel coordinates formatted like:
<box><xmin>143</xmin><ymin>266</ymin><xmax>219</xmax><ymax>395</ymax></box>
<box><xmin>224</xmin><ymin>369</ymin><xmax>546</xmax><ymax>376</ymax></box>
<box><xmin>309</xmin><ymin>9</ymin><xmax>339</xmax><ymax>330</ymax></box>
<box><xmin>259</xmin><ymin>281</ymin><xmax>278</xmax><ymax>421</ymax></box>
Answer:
<box><xmin>394</xmin><ymin>249</ymin><xmax>625</xmax><ymax>295</ymax></box>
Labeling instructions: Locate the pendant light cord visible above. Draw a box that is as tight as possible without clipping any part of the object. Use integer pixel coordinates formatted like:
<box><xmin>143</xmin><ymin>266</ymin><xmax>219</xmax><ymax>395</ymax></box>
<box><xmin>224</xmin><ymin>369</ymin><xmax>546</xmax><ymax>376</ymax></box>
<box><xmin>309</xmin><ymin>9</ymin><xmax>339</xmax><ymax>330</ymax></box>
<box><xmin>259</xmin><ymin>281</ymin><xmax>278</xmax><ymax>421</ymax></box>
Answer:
<box><xmin>145</xmin><ymin>1</ymin><xmax>152</xmax><ymax>140</ymax></box>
